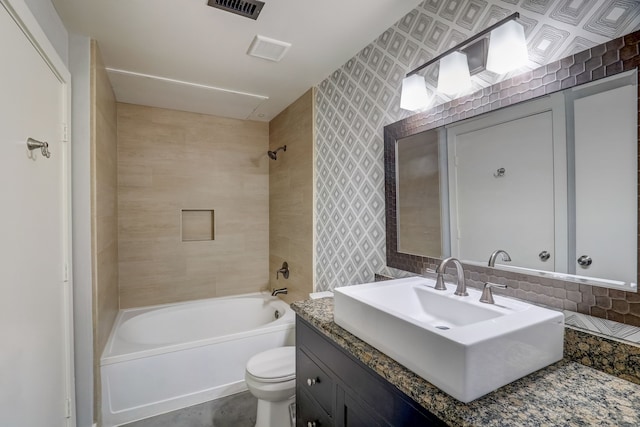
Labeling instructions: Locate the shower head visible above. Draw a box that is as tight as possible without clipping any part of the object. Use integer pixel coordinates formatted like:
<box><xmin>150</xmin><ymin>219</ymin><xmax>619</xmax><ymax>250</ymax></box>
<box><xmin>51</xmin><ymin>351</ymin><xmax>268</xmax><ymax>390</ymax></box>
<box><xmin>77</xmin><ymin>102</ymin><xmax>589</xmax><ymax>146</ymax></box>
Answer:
<box><xmin>267</xmin><ymin>145</ymin><xmax>286</xmax><ymax>160</ymax></box>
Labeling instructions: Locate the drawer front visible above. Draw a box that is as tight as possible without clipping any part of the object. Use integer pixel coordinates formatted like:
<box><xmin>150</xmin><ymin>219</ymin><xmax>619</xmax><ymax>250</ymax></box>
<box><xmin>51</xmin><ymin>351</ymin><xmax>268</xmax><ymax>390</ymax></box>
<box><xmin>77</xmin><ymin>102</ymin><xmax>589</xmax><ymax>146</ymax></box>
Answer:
<box><xmin>297</xmin><ymin>347</ymin><xmax>334</xmax><ymax>416</ymax></box>
<box><xmin>297</xmin><ymin>388</ymin><xmax>333</xmax><ymax>427</ymax></box>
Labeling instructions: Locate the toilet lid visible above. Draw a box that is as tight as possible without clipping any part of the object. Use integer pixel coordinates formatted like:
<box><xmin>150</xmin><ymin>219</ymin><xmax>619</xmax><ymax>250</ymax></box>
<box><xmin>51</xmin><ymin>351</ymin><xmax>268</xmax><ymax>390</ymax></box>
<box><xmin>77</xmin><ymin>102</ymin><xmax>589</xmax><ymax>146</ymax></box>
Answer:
<box><xmin>246</xmin><ymin>346</ymin><xmax>295</xmax><ymax>382</ymax></box>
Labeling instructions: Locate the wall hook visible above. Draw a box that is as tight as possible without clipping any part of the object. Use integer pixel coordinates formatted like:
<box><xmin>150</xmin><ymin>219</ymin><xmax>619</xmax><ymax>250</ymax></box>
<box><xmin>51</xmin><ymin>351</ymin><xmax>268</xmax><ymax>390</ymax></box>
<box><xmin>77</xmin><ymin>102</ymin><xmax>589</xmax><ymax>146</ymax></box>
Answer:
<box><xmin>493</xmin><ymin>167</ymin><xmax>505</xmax><ymax>177</ymax></box>
<box><xmin>27</xmin><ymin>138</ymin><xmax>51</xmax><ymax>158</ymax></box>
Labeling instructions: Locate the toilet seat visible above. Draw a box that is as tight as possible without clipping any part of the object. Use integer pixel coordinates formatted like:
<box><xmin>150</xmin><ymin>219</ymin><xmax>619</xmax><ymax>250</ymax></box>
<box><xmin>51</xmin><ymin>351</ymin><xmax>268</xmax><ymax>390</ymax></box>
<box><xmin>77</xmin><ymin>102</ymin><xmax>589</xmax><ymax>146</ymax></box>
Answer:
<box><xmin>246</xmin><ymin>346</ymin><xmax>295</xmax><ymax>383</ymax></box>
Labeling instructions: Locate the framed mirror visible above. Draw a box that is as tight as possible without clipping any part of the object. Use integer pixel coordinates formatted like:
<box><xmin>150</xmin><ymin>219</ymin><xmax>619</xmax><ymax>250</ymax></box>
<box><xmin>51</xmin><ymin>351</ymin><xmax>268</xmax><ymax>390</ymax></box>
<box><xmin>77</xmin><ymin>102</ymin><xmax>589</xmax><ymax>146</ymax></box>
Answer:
<box><xmin>385</xmin><ymin>31</ymin><xmax>640</xmax><ymax>326</ymax></box>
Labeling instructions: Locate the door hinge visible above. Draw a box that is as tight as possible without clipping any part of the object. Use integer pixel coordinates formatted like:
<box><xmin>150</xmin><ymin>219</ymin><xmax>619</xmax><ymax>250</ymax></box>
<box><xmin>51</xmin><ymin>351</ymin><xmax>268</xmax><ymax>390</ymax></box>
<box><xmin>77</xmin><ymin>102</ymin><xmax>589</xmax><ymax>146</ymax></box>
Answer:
<box><xmin>65</xmin><ymin>398</ymin><xmax>72</xmax><ymax>418</ymax></box>
<box><xmin>64</xmin><ymin>263</ymin><xmax>69</xmax><ymax>282</ymax></box>
<box><xmin>61</xmin><ymin>123</ymin><xmax>69</xmax><ymax>142</ymax></box>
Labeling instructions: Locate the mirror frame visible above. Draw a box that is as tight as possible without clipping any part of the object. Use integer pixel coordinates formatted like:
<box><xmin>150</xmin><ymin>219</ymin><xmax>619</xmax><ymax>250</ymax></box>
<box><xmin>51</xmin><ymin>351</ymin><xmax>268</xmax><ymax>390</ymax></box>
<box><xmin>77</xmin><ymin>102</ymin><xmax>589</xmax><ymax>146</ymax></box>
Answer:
<box><xmin>384</xmin><ymin>30</ymin><xmax>640</xmax><ymax>326</ymax></box>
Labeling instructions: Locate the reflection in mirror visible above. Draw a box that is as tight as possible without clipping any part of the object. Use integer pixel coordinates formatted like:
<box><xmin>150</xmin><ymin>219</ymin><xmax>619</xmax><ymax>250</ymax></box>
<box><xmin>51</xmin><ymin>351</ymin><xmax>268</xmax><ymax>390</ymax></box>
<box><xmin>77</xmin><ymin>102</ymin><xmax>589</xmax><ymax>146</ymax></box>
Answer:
<box><xmin>393</xmin><ymin>70</ymin><xmax>638</xmax><ymax>290</ymax></box>
<box><xmin>570</xmin><ymin>73</ymin><xmax>637</xmax><ymax>285</ymax></box>
<box><xmin>446</xmin><ymin>96</ymin><xmax>561</xmax><ymax>274</ymax></box>
<box><xmin>397</xmin><ymin>129</ymin><xmax>443</xmax><ymax>258</ymax></box>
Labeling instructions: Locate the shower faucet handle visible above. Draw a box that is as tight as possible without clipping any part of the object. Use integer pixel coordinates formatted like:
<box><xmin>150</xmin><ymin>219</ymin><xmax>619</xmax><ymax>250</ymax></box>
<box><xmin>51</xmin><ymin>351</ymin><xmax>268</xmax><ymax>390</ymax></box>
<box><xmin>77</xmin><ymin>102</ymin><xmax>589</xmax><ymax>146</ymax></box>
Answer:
<box><xmin>276</xmin><ymin>261</ymin><xmax>289</xmax><ymax>279</ymax></box>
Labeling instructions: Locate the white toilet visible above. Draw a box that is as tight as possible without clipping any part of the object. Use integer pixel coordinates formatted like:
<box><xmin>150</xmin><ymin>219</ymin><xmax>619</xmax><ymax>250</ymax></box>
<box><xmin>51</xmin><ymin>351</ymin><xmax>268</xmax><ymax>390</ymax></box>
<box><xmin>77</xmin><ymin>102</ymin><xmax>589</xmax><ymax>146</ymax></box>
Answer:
<box><xmin>245</xmin><ymin>346</ymin><xmax>296</xmax><ymax>427</ymax></box>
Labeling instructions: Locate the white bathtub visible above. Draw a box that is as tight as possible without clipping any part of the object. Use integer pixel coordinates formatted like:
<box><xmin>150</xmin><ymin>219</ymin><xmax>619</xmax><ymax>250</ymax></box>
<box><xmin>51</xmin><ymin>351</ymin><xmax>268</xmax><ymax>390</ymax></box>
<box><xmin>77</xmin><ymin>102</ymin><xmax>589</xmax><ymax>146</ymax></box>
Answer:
<box><xmin>100</xmin><ymin>292</ymin><xmax>295</xmax><ymax>427</ymax></box>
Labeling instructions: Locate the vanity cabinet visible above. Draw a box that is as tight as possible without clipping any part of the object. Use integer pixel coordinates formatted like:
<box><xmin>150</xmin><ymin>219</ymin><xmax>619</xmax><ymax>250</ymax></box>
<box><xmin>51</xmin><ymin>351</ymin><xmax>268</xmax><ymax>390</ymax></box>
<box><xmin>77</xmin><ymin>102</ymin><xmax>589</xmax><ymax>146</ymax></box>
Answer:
<box><xmin>296</xmin><ymin>316</ymin><xmax>446</xmax><ymax>427</ymax></box>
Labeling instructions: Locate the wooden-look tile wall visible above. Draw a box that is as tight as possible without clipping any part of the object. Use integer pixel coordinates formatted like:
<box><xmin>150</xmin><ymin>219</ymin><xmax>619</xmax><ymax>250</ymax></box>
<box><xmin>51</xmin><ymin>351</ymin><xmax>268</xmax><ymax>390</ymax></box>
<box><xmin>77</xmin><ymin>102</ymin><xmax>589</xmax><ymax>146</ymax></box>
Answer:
<box><xmin>268</xmin><ymin>89</ymin><xmax>315</xmax><ymax>303</ymax></box>
<box><xmin>90</xmin><ymin>40</ymin><xmax>119</xmax><ymax>423</ymax></box>
<box><xmin>117</xmin><ymin>103</ymin><xmax>269</xmax><ymax>308</ymax></box>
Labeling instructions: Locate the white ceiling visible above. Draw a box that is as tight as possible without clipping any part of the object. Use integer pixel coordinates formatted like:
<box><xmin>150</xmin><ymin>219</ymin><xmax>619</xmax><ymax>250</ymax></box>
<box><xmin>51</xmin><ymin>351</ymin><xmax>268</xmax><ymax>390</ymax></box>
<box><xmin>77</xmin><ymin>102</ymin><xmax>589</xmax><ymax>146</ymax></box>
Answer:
<box><xmin>52</xmin><ymin>0</ymin><xmax>423</xmax><ymax>121</ymax></box>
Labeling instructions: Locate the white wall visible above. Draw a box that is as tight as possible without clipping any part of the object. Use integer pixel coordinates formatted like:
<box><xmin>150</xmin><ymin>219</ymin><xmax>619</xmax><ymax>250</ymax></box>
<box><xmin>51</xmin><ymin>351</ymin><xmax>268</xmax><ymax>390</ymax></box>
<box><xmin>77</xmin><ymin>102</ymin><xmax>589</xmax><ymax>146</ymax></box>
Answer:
<box><xmin>69</xmin><ymin>34</ymin><xmax>93</xmax><ymax>427</ymax></box>
<box><xmin>22</xmin><ymin>1</ymin><xmax>92</xmax><ymax>424</ymax></box>
<box><xmin>23</xmin><ymin>0</ymin><xmax>68</xmax><ymax>64</ymax></box>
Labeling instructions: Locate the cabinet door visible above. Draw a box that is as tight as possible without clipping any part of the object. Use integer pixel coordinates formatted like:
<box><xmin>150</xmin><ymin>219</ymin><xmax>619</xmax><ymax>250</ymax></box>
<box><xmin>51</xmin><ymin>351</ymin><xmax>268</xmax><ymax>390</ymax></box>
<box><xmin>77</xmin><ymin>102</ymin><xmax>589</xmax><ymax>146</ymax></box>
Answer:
<box><xmin>337</xmin><ymin>387</ymin><xmax>385</xmax><ymax>427</ymax></box>
<box><xmin>297</xmin><ymin>317</ymin><xmax>447</xmax><ymax>427</ymax></box>
<box><xmin>297</xmin><ymin>388</ymin><xmax>333</xmax><ymax>427</ymax></box>
<box><xmin>297</xmin><ymin>348</ymin><xmax>334</xmax><ymax>416</ymax></box>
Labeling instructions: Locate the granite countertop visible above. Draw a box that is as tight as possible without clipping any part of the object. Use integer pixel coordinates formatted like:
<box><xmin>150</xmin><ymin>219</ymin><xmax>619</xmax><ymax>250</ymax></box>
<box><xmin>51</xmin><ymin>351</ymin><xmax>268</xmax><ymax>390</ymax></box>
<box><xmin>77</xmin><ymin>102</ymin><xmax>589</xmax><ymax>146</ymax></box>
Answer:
<box><xmin>292</xmin><ymin>297</ymin><xmax>640</xmax><ymax>427</ymax></box>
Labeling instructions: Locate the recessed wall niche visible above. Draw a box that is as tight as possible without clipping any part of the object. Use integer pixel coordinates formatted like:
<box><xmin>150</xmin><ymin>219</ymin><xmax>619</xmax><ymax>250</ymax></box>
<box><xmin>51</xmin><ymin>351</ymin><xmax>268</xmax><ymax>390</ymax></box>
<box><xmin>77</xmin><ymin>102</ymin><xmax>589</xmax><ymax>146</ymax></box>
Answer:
<box><xmin>181</xmin><ymin>210</ymin><xmax>215</xmax><ymax>242</ymax></box>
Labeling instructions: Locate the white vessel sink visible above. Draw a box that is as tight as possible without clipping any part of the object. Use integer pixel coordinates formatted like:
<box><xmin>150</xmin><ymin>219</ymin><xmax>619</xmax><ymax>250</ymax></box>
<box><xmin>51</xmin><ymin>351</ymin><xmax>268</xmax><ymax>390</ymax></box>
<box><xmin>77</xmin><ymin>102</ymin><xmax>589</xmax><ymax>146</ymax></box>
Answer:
<box><xmin>333</xmin><ymin>276</ymin><xmax>564</xmax><ymax>403</ymax></box>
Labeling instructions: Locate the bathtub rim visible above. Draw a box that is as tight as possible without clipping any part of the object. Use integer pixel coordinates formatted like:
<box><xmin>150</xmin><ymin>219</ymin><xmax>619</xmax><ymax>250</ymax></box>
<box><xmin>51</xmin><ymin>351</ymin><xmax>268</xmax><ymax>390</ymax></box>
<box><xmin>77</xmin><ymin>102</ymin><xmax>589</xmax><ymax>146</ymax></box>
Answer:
<box><xmin>101</xmin><ymin>291</ymin><xmax>294</xmax><ymax>366</ymax></box>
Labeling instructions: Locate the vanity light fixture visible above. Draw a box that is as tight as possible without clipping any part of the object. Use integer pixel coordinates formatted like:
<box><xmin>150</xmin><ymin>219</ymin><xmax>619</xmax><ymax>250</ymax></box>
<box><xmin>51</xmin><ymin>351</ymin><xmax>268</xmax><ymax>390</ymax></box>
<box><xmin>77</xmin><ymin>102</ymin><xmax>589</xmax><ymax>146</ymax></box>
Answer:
<box><xmin>400</xmin><ymin>12</ymin><xmax>527</xmax><ymax>111</ymax></box>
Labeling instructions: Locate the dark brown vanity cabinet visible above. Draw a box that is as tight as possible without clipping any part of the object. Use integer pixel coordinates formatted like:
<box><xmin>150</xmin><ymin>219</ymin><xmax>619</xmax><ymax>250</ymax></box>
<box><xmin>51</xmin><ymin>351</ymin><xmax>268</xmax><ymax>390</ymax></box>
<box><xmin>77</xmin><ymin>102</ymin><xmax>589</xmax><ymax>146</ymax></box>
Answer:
<box><xmin>295</xmin><ymin>316</ymin><xmax>446</xmax><ymax>427</ymax></box>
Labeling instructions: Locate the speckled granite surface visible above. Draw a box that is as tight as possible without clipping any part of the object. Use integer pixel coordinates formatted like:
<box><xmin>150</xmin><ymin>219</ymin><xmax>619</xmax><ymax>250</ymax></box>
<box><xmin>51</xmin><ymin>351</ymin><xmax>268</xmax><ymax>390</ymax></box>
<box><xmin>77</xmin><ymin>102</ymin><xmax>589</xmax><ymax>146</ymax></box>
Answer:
<box><xmin>564</xmin><ymin>327</ymin><xmax>640</xmax><ymax>385</ymax></box>
<box><xmin>292</xmin><ymin>297</ymin><xmax>640</xmax><ymax>427</ymax></box>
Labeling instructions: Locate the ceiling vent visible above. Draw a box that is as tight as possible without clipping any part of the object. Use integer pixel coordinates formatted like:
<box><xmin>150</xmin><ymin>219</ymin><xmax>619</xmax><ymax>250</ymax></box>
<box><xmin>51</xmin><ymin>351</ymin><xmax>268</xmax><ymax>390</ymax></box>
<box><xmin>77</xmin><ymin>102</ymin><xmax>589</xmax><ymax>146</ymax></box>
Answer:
<box><xmin>207</xmin><ymin>0</ymin><xmax>265</xmax><ymax>20</ymax></box>
<box><xmin>247</xmin><ymin>35</ymin><xmax>291</xmax><ymax>62</ymax></box>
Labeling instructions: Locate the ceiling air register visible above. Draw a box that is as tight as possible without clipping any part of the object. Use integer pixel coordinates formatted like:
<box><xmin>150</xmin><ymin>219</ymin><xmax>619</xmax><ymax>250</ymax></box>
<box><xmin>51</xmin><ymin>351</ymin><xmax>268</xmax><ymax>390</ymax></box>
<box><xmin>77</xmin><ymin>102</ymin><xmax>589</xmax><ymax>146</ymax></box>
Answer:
<box><xmin>207</xmin><ymin>0</ymin><xmax>265</xmax><ymax>20</ymax></box>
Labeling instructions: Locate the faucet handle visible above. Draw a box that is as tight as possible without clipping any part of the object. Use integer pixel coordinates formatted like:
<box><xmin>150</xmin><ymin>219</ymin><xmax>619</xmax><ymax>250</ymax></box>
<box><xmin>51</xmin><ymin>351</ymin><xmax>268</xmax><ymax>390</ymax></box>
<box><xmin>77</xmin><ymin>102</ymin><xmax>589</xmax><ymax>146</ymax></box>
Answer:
<box><xmin>480</xmin><ymin>282</ymin><xmax>507</xmax><ymax>304</ymax></box>
<box><xmin>276</xmin><ymin>261</ymin><xmax>289</xmax><ymax>279</ymax></box>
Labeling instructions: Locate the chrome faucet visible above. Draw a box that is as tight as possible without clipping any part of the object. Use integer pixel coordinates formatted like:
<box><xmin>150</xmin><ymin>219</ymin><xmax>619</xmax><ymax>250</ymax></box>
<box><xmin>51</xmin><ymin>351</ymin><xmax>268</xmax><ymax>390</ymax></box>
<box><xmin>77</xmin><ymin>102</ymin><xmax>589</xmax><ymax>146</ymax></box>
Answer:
<box><xmin>435</xmin><ymin>257</ymin><xmax>468</xmax><ymax>296</ymax></box>
<box><xmin>271</xmin><ymin>288</ymin><xmax>288</xmax><ymax>296</ymax></box>
<box><xmin>488</xmin><ymin>249</ymin><xmax>511</xmax><ymax>267</ymax></box>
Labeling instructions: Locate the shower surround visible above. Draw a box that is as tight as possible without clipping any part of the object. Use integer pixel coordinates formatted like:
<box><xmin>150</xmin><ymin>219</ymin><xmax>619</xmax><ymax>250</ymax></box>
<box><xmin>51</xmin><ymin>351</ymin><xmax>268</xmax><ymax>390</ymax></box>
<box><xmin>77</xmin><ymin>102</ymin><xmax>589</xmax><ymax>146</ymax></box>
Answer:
<box><xmin>117</xmin><ymin>103</ymin><xmax>270</xmax><ymax>308</ymax></box>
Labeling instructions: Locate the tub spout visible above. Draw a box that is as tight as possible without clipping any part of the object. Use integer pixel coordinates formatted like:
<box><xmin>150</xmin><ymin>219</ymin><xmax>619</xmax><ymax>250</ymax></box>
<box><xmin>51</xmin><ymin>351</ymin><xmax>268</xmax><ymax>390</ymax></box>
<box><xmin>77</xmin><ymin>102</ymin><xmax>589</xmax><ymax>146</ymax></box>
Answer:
<box><xmin>271</xmin><ymin>288</ymin><xmax>288</xmax><ymax>297</ymax></box>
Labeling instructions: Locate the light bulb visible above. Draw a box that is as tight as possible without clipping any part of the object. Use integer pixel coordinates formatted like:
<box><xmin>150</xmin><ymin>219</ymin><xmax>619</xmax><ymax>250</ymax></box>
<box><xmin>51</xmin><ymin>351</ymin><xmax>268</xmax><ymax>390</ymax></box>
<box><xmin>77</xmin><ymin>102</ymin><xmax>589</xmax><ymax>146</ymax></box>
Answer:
<box><xmin>437</xmin><ymin>51</ymin><xmax>472</xmax><ymax>96</ymax></box>
<box><xmin>486</xmin><ymin>20</ymin><xmax>528</xmax><ymax>74</ymax></box>
<box><xmin>400</xmin><ymin>74</ymin><xmax>433</xmax><ymax>111</ymax></box>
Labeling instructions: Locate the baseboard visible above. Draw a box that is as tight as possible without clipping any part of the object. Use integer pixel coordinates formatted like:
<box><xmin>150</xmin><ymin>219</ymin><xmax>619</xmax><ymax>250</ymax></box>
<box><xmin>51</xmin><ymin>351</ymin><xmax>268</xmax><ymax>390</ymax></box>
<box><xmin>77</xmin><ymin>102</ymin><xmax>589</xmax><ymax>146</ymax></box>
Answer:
<box><xmin>107</xmin><ymin>383</ymin><xmax>247</xmax><ymax>427</ymax></box>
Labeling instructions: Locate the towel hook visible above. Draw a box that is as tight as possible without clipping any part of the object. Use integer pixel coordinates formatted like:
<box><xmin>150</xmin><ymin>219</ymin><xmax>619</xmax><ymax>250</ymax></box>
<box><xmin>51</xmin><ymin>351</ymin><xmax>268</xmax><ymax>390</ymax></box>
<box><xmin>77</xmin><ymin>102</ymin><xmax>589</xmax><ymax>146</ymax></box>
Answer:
<box><xmin>27</xmin><ymin>138</ymin><xmax>51</xmax><ymax>158</ymax></box>
<box><xmin>493</xmin><ymin>167</ymin><xmax>505</xmax><ymax>178</ymax></box>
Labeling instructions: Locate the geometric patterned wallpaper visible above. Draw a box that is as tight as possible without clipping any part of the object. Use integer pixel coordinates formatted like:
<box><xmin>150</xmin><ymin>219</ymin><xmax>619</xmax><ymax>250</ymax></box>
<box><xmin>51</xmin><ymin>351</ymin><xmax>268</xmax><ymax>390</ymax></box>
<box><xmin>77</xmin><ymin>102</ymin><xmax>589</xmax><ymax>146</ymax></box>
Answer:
<box><xmin>315</xmin><ymin>0</ymin><xmax>640</xmax><ymax>291</ymax></box>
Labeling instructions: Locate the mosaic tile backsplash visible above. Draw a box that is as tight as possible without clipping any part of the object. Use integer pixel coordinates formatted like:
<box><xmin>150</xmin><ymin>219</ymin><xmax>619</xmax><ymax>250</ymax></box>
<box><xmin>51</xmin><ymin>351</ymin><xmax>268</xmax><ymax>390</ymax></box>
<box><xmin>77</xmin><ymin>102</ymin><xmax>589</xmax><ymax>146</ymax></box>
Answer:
<box><xmin>314</xmin><ymin>0</ymin><xmax>640</xmax><ymax>324</ymax></box>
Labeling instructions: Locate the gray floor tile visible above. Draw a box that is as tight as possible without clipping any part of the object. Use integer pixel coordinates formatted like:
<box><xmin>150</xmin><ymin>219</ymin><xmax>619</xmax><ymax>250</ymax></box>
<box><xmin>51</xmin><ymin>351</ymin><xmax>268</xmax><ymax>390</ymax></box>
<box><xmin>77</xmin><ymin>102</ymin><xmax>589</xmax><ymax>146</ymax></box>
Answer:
<box><xmin>122</xmin><ymin>391</ymin><xmax>257</xmax><ymax>427</ymax></box>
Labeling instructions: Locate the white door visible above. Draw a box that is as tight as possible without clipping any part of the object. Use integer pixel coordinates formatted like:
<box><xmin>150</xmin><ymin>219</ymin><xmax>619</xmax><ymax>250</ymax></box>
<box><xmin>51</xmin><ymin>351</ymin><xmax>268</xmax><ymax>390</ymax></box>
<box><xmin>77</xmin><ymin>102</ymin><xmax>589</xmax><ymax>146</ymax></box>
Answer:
<box><xmin>0</xmin><ymin>1</ymin><xmax>73</xmax><ymax>426</ymax></box>
<box><xmin>573</xmin><ymin>78</ymin><xmax>637</xmax><ymax>285</ymax></box>
<box><xmin>447</xmin><ymin>99</ymin><xmax>558</xmax><ymax>270</ymax></box>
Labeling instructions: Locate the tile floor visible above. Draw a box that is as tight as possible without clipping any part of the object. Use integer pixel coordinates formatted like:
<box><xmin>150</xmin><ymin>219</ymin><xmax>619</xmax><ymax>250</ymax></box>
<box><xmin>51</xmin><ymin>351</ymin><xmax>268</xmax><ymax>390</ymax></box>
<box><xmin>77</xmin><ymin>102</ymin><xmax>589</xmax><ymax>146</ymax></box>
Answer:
<box><xmin>122</xmin><ymin>391</ymin><xmax>257</xmax><ymax>427</ymax></box>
